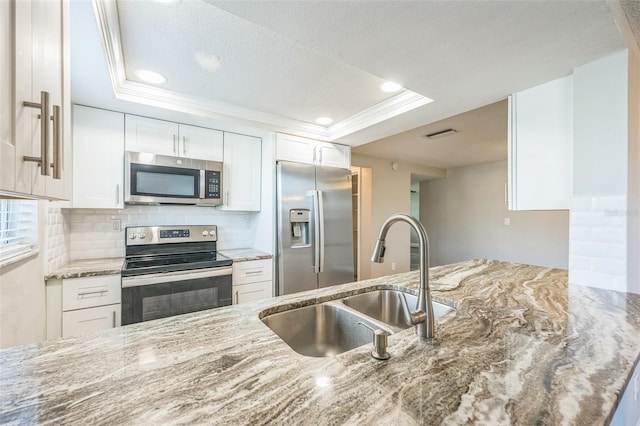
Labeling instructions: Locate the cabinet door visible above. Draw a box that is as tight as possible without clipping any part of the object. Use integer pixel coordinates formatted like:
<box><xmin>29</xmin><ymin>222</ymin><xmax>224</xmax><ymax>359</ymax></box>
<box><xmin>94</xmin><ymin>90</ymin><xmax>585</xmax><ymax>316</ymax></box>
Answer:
<box><xmin>233</xmin><ymin>281</ymin><xmax>272</xmax><ymax>305</ymax></box>
<box><xmin>317</xmin><ymin>142</ymin><xmax>351</xmax><ymax>169</ymax></box>
<box><xmin>125</xmin><ymin>115</ymin><xmax>179</xmax><ymax>156</ymax></box>
<box><xmin>508</xmin><ymin>75</ymin><xmax>572</xmax><ymax>210</ymax></box>
<box><xmin>62</xmin><ymin>304</ymin><xmax>121</xmax><ymax>338</ymax></box>
<box><xmin>275</xmin><ymin>133</ymin><xmax>316</xmax><ymax>165</ymax></box>
<box><xmin>221</xmin><ymin>132</ymin><xmax>262</xmax><ymax>211</ymax></box>
<box><xmin>8</xmin><ymin>0</ymin><xmax>68</xmax><ymax>199</ymax></box>
<box><xmin>72</xmin><ymin>106</ymin><xmax>125</xmax><ymax>208</ymax></box>
<box><xmin>178</xmin><ymin>124</ymin><xmax>223</xmax><ymax>161</ymax></box>
<box><xmin>0</xmin><ymin>0</ymin><xmax>15</xmax><ymax>193</ymax></box>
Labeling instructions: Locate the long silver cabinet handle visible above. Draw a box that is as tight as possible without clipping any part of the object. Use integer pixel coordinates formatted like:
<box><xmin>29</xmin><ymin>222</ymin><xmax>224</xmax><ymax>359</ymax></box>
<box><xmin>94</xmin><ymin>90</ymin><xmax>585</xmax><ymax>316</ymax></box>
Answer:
<box><xmin>112</xmin><ymin>310</ymin><xmax>116</xmax><ymax>327</ymax></box>
<box><xmin>183</xmin><ymin>136</ymin><xmax>187</xmax><ymax>155</ymax></box>
<box><xmin>23</xmin><ymin>91</ymin><xmax>51</xmax><ymax>176</ymax></box>
<box><xmin>50</xmin><ymin>105</ymin><xmax>61</xmax><ymax>179</ymax></box>
<box><xmin>235</xmin><ymin>291</ymin><xmax>239</xmax><ymax>304</ymax></box>
<box><xmin>116</xmin><ymin>184</ymin><xmax>120</xmax><ymax>205</ymax></box>
<box><xmin>173</xmin><ymin>135</ymin><xmax>177</xmax><ymax>155</ymax></box>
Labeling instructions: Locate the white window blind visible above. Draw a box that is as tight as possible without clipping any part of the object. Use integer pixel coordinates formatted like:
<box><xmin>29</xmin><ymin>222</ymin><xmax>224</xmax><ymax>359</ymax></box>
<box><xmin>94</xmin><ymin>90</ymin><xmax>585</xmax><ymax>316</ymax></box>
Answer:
<box><xmin>0</xmin><ymin>199</ymin><xmax>38</xmax><ymax>263</ymax></box>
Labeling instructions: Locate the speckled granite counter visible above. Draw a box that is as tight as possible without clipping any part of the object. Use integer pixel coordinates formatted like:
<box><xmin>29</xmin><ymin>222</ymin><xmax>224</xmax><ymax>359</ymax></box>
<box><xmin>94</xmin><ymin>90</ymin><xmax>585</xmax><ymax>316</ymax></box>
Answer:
<box><xmin>3</xmin><ymin>259</ymin><xmax>639</xmax><ymax>425</ymax></box>
<box><xmin>45</xmin><ymin>258</ymin><xmax>124</xmax><ymax>280</ymax></box>
<box><xmin>220</xmin><ymin>248</ymin><xmax>272</xmax><ymax>262</ymax></box>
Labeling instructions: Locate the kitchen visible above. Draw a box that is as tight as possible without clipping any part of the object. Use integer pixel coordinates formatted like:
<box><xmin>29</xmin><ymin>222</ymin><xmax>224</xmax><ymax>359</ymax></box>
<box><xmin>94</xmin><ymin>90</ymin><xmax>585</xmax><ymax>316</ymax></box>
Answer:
<box><xmin>1</xmin><ymin>0</ymin><xmax>640</xmax><ymax>424</ymax></box>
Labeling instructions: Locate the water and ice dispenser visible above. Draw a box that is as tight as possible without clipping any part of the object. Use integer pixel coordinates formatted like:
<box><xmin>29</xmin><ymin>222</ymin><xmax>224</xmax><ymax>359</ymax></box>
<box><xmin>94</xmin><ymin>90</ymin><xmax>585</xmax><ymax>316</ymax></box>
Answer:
<box><xmin>289</xmin><ymin>209</ymin><xmax>310</xmax><ymax>247</ymax></box>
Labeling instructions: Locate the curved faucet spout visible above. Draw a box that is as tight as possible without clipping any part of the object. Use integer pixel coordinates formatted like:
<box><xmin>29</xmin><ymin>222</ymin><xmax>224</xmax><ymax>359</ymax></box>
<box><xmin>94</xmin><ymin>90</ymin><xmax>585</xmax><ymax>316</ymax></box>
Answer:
<box><xmin>371</xmin><ymin>214</ymin><xmax>435</xmax><ymax>339</ymax></box>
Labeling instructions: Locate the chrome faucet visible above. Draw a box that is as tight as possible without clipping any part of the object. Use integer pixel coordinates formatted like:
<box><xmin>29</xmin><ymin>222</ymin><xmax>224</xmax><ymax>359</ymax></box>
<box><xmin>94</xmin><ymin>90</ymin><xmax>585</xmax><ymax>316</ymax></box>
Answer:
<box><xmin>371</xmin><ymin>214</ymin><xmax>435</xmax><ymax>339</ymax></box>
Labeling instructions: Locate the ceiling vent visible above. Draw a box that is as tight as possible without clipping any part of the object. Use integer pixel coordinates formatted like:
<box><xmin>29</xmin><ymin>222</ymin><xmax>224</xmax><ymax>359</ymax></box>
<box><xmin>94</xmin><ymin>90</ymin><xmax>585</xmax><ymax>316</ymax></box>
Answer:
<box><xmin>425</xmin><ymin>128</ymin><xmax>457</xmax><ymax>139</ymax></box>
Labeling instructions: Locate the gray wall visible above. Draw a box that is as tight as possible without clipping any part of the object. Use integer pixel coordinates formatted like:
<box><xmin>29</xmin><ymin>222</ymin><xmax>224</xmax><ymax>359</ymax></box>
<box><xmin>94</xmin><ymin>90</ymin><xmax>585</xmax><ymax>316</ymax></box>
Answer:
<box><xmin>420</xmin><ymin>161</ymin><xmax>569</xmax><ymax>269</ymax></box>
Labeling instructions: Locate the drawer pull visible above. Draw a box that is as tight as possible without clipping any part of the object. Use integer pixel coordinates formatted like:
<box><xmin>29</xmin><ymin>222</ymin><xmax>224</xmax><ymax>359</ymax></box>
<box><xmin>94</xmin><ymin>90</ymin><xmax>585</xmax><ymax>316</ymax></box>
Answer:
<box><xmin>77</xmin><ymin>290</ymin><xmax>107</xmax><ymax>297</ymax></box>
<box><xmin>244</xmin><ymin>270</ymin><xmax>263</xmax><ymax>275</ymax></box>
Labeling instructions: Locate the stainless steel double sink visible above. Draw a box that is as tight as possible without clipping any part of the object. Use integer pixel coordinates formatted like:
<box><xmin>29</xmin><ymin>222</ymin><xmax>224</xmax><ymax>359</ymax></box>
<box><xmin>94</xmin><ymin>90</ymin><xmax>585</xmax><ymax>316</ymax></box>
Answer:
<box><xmin>261</xmin><ymin>290</ymin><xmax>454</xmax><ymax>357</ymax></box>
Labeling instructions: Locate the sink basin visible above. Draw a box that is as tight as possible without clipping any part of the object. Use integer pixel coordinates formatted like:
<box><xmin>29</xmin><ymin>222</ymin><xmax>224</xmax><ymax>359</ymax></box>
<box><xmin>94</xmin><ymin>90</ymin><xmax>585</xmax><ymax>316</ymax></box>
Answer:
<box><xmin>261</xmin><ymin>302</ymin><xmax>392</xmax><ymax>357</ymax></box>
<box><xmin>342</xmin><ymin>290</ymin><xmax>454</xmax><ymax>331</ymax></box>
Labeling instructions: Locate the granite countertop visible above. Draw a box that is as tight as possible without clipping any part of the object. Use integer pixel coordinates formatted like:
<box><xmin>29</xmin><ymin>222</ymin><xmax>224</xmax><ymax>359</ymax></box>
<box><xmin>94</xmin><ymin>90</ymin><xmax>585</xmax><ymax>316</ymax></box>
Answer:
<box><xmin>3</xmin><ymin>259</ymin><xmax>640</xmax><ymax>424</ymax></box>
<box><xmin>45</xmin><ymin>258</ymin><xmax>124</xmax><ymax>280</ymax></box>
<box><xmin>220</xmin><ymin>248</ymin><xmax>273</xmax><ymax>262</ymax></box>
<box><xmin>45</xmin><ymin>249</ymin><xmax>271</xmax><ymax>280</ymax></box>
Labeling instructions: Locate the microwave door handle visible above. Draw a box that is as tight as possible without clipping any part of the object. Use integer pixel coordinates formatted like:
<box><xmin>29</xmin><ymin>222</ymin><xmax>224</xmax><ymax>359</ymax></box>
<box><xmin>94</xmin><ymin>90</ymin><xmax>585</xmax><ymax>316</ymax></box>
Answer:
<box><xmin>199</xmin><ymin>170</ymin><xmax>205</xmax><ymax>200</ymax></box>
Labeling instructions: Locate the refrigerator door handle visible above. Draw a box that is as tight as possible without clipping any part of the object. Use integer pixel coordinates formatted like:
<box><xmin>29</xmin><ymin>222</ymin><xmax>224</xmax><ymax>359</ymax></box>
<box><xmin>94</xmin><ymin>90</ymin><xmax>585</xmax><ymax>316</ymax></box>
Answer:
<box><xmin>318</xmin><ymin>190</ymin><xmax>325</xmax><ymax>273</ymax></box>
<box><xmin>313</xmin><ymin>190</ymin><xmax>321</xmax><ymax>274</ymax></box>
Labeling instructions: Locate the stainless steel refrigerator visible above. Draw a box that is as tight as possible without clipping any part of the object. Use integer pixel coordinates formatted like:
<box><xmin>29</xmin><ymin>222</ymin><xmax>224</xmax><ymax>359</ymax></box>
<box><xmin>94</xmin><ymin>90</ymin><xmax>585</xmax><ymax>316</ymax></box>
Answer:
<box><xmin>276</xmin><ymin>161</ymin><xmax>354</xmax><ymax>295</ymax></box>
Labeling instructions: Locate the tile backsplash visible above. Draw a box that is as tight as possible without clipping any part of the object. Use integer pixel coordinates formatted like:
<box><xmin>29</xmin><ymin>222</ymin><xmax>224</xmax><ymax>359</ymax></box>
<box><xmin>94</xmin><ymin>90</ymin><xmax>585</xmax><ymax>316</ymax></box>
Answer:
<box><xmin>568</xmin><ymin>196</ymin><xmax>627</xmax><ymax>291</ymax></box>
<box><xmin>47</xmin><ymin>203</ymin><xmax>69</xmax><ymax>273</ymax></box>
<box><xmin>56</xmin><ymin>205</ymin><xmax>254</xmax><ymax>262</ymax></box>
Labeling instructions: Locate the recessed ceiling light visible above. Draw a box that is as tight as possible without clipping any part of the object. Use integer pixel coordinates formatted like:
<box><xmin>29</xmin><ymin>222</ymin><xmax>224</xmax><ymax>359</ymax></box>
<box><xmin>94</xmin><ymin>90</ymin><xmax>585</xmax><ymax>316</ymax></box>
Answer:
<box><xmin>425</xmin><ymin>128</ymin><xmax>457</xmax><ymax>139</ymax></box>
<box><xmin>380</xmin><ymin>81</ymin><xmax>402</xmax><ymax>93</ymax></box>
<box><xmin>134</xmin><ymin>69</ymin><xmax>167</xmax><ymax>85</ymax></box>
<box><xmin>315</xmin><ymin>117</ymin><xmax>334</xmax><ymax>126</ymax></box>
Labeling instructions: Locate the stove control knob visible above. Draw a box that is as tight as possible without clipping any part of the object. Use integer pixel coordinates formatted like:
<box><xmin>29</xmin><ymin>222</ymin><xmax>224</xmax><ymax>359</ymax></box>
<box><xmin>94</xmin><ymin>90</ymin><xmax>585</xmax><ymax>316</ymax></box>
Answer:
<box><xmin>202</xmin><ymin>231</ymin><xmax>209</xmax><ymax>237</ymax></box>
<box><xmin>139</xmin><ymin>233</ymin><xmax>146</xmax><ymax>239</ymax></box>
<box><xmin>208</xmin><ymin>230</ymin><xmax>216</xmax><ymax>238</ymax></box>
<box><xmin>129</xmin><ymin>233</ymin><xmax>136</xmax><ymax>240</ymax></box>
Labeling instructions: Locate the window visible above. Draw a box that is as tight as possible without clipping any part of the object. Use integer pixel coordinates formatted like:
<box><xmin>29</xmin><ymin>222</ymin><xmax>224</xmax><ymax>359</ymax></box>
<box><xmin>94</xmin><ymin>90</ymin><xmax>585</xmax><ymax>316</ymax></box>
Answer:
<box><xmin>0</xmin><ymin>199</ymin><xmax>38</xmax><ymax>266</ymax></box>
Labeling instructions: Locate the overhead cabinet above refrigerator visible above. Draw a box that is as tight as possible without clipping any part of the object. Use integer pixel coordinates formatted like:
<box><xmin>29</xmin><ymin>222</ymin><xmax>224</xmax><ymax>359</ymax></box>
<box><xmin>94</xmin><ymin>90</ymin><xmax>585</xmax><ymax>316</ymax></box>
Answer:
<box><xmin>276</xmin><ymin>161</ymin><xmax>354</xmax><ymax>295</ymax></box>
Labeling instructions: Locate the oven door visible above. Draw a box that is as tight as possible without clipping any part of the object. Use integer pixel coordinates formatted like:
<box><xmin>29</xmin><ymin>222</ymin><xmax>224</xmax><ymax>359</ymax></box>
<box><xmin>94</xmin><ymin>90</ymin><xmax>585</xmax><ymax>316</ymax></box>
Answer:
<box><xmin>121</xmin><ymin>267</ymin><xmax>232</xmax><ymax>325</ymax></box>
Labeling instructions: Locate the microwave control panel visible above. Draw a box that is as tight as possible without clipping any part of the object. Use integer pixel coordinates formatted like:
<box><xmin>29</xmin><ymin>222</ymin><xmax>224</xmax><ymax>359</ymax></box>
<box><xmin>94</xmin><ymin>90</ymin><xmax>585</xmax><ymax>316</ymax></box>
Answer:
<box><xmin>204</xmin><ymin>170</ymin><xmax>221</xmax><ymax>199</ymax></box>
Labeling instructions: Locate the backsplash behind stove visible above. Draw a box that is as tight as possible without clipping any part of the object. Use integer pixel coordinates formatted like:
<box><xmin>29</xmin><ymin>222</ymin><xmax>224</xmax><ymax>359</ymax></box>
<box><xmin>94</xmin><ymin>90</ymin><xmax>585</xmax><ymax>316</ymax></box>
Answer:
<box><xmin>48</xmin><ymin>204</ymin><xmax>255</xmax><ymax>269</ymax></box>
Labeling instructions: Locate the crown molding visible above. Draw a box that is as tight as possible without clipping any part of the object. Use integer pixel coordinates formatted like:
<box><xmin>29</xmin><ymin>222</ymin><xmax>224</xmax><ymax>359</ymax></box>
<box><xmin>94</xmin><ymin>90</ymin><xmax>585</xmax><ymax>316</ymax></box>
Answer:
<box><xmin>92</xmin><ymin>0</ymin><xmax>433</xmax><ymax>142</ymax></box>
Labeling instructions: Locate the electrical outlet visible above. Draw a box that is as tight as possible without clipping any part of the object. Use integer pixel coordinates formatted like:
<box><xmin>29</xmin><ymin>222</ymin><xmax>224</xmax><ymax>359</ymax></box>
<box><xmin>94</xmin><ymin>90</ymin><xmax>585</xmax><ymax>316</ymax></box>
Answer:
<box><xmin>391</xmin><ymin>262</ymin><xmax>396</xmax><ymax>271</ymax></box>
<box><xmin>504</xmin><ymin>218</ymin><xmax>511</xmax><ymax>226</ymax></box>
<box><xmin>111</xmin><ymin>219</ymin><xmax>121</xmax><ymax>232</ymax></box>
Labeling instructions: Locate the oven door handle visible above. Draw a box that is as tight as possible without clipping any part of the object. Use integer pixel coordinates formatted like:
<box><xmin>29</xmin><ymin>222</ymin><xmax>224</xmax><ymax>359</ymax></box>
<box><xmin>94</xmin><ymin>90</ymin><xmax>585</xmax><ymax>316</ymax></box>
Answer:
<box><xmin>122</xmin><ymin>267</ymin><xmax>232</xmax><ymax>288</ymax></box>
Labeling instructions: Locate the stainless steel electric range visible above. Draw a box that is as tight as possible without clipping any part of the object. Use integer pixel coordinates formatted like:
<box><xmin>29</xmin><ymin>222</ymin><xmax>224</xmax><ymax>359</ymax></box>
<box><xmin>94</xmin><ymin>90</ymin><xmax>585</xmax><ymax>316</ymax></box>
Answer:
<box><xmin>121</xmin><ymin>225</ymin><xmax>233</xmax><ymax>325</ymax></box>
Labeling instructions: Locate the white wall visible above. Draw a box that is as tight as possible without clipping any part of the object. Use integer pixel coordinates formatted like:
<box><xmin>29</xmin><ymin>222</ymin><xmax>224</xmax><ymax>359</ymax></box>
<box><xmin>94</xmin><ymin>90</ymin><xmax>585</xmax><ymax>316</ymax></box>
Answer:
<box><xmin>420</xmin><ymin>161</ymin><xmax>569</xmax><ymax>268</ymax></box>
<box><xmin>0</xmin><ymin>201</ymin><xmax>48</xmax><ymax>348</ymax></box>
<box><xmin>569</xmin><ymin>50</ymin><xmax>632</xmax><ymax>292</ymax></box>
<box><xmin>351</xmin><ymin>154</ymin><xmax>445</xmax><ymax>277</ymax></box>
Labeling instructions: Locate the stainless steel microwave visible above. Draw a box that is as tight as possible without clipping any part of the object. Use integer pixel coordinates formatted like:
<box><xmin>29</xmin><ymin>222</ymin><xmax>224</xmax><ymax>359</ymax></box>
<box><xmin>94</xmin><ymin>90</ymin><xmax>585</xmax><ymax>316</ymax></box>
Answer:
<box><xmin>125</xmin><ymin>152</ymin><xmax>223</xmax><ymax>206</ymax></box>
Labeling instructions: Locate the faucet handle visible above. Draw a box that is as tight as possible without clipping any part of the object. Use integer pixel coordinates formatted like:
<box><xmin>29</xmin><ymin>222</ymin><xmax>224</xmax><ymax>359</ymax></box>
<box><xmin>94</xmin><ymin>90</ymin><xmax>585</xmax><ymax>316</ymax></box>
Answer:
<box><xmin>358</xmin><ymin>322</ymin><xmax>391</xmax><ymax>360</ymax></box>
<box><xmin>399</xmin><ymin>292</ymin><xmax>427</xmax><ymax>326</ymax></box>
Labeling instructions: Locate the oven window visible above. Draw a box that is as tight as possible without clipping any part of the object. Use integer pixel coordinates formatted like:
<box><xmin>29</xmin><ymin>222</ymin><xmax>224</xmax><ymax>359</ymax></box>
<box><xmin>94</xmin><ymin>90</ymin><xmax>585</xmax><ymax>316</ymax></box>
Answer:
<box><xmin>122</xmin><ymin>273</ymin><xmax>232</xmax><ymax>325</ymax></box>
<box><xmin>131</xmin><ymin>163</ymin><xmax>199</xmax><ymax>198</ymax></box>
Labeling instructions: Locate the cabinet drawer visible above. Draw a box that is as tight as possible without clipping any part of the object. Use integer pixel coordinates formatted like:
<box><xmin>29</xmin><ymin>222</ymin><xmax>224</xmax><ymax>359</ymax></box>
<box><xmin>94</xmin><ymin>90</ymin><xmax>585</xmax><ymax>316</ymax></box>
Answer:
<box><xmin>62</xmin><ymin>304</ymin><xmax>121</xmax><ymax>338</ymax></box>
<box><xmin>233</xmin><ymin>259</ymin><xmax>272</xmax><ymax>285</ymax></box>
<box><xmin>62</xmin><ymin>275</ymin><xmax>121</xmax><ymax>311</ymax></box>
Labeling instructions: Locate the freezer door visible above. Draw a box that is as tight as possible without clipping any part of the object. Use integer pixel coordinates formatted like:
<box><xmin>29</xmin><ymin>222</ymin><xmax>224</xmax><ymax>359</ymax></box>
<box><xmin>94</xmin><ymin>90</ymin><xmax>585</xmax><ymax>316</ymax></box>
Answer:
<box><xmin>316</xmin><ymin>166</ymin><xmax>355</xmax><ymax>288</ymax></box>
<box><xmin>276</xmin><ymin>162</ymin><xmax>318</xmax><ymax>295</ymax></box>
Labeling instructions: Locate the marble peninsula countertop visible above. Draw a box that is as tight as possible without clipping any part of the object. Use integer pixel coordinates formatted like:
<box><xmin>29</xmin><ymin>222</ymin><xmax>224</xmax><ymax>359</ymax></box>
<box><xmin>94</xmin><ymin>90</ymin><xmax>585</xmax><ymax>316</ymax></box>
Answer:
<box><xmin>219</xmin><ymin>248</ymin><xmax>272</xmax><ymax>262</ymax></box>
<box><xmin>4</xmin><ymin>259</ymin><xmax>640</xmax><ymax>425</ymax></box>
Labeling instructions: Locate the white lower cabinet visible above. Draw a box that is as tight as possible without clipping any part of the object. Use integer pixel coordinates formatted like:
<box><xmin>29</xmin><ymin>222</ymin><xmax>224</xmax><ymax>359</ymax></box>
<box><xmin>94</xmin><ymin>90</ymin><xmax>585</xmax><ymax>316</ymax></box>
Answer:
<box><xmin>232</xmin><ymin>258</ymin><xmax>273</xmax><ymax>304</ymax></box>
<box><xmin>46</xmin><ymin>274</ymin><xmax>121</xmax><ymax>339</ymax></box>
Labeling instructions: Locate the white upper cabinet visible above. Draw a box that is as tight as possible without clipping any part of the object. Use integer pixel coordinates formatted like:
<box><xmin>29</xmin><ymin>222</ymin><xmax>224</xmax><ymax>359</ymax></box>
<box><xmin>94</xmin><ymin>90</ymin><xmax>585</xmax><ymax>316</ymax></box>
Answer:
<box><xmin>220</xmin><ymin>132</ymin><xmax>262</xmax><ymax>211</ymax></box>
<box><xmin>508</xmin><ymin>75</ymin><xmax>573</xmax><ymax>211</ymax></box>
<box><xmin>179</xmin><ymin>124</ymin><xmax>223</xmax><ymax>162</ymax></box>
<box><xmin>125</xmin><ymin>115</ymin><xmax>223</xmax><ymax>161</ymax></box>
<box><xmin>275</xmin><ymin>133</ymin><xmax>350</xmax><ymax>169</ymax></box>
<box><xmin>1</xmin><ymin>0</ymin><xmax>70</xmax><ymax>200</ymax></box>
<box><xmin>72</xmin><ymin>106</ymin><xmax>124</xmax><ymax>209</ymax></box>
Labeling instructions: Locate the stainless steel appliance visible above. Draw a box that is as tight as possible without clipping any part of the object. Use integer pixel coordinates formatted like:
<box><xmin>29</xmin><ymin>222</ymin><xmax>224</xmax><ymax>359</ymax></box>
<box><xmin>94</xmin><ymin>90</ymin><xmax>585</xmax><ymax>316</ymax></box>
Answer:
<box><xmin>276</xmin><ymin>161</ymin><xmax>354</xmax><ymax>295</ymax></box>
<box><xmin>121</xmin><ymin>225</ymin><xmax>232</xmax><ymax>325</ymax></box>
<box><xmin>125</xmin><ymin>151</ymin><xmax>223</xmax><ymax>206</ymax></box>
